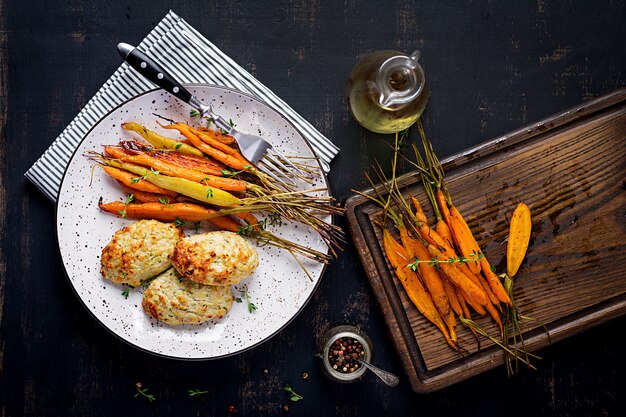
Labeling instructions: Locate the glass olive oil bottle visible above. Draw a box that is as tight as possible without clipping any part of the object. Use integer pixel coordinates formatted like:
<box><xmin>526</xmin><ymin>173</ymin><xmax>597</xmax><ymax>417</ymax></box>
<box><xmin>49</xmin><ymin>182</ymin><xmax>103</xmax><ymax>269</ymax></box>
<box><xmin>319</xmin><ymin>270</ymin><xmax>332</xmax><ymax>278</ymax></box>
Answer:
<box><xmin>346</xmin><ymin>50</ymin><xmax>428</xmax><ymax>134</ymax></box>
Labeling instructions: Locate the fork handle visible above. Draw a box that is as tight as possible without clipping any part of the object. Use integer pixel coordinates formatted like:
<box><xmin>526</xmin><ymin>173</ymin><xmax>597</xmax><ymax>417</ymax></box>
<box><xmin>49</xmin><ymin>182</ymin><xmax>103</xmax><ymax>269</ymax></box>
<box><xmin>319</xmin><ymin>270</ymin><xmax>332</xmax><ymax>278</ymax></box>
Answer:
<box><xmin>117</xmin><ymin>43</ymin><xmax>193</xmax><ymax>105</ymax></box>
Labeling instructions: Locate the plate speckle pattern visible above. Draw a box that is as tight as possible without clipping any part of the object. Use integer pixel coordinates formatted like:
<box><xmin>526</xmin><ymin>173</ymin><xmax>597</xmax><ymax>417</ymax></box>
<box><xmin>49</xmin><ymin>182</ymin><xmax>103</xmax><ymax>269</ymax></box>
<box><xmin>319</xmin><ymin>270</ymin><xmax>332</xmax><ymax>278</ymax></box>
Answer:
<box><xmin>56</xmin><ymin>85</ymin><xmax>330</xmax><ymax>359</ymax></box>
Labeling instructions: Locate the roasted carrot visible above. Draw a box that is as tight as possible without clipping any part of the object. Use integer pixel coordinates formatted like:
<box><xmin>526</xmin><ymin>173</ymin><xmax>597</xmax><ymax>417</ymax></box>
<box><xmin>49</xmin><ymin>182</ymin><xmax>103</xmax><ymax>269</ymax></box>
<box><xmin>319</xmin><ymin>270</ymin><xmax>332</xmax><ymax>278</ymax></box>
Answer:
<box><xmin>196</xmin><ymin>126</ymin><xmax>236</xmax><ymax>144</ymax></box>
<box><xmin>456</xmin><ymin>286</ymin><xmax>471</xmax><ymax>319</ymax></box>
<box><xmin>121</xmin><ymin>140</ymin><xmax>226</xmax><ymax>176</ymax></box>
<box><xmin>234</xmin><ymin>211</ymin><xmax>263</xmax><ymax>231</ymax></box>
<box><xmin>103</xmin><ymin>159</ymin><xmax>242</xmax><ymax>207</ymax></box>
<box><xmin>100</xmin><ymin>165</ymin><xmax>177</xmax><ymax>197</ymax></box>
<box><xmin>104</xmin><ymin>146</ymin><xmax>251</xmax><ymax>193</ymax></box>
<box><xmin>98</xmin><ymin>200</ymin><xmax>242</xmax><ymax>231</ymax></box>
<box><xmin>119</xmin><ymin>184</ymin><xmax>171</xmax><ymax>203</ymax></box>
<box><xmin>442</xmin><ymin>276</ymin><xmax>463</xmax><ymax>316</ymax></box>
<box><xmin>122</xmin><ymin>122</ymin><xmax>204</xmax><ymax>157</ymax></box>
<box><xmin>188</xmin><ymin>125</ymin><xmax>248</xmax><ymax>162</ymax></box>
<box><xmin>160</xmin><ymin>123</ymin><xmax>250</xmax><ymax>171</ymax></box>
<box><xmin>398</xmin><ymin>226</ymin><xmax>457</xmax><ymax>343</ymax></box>
<box><xmin>383</xmin><ymin>230</ymin><xmax>457</xmax><ymax>350</ymax></box>
<box><xmin>427</xmin><ymin>244</ymin><xmax>489</xmax><ymax>308</ymax></box>
<box><xmin>435</xmin><ymin>218</ymin><xmax>454</xmax><ymax>248</ymax></box>
<box><xmin>436</xmin><ymin>188</ymin><xmax>451</xmax><ymax>225</ymax></box>
<box><xmin>480</xmin><ymin>256</ymin><xmax>513</xmax><ymax>306</ymax></box>
<box><xmin>507</xmin><ymin>203</ymin><xmax>532</xmax><ymax>278</ymax></box>
<box><xmin>447</xmin><ymin>206</ymin><xmax>483</xmax><ymax>274</ymax></box>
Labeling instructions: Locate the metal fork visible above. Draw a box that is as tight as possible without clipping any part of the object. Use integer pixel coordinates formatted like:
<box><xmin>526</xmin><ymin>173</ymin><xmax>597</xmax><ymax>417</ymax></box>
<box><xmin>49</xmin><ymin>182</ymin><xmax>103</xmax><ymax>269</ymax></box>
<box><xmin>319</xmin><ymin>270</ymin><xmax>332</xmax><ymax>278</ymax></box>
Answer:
<box><xmin>117</xmin><ymin>43</ymin><xmax>310</xmax><ymax>188</ymax></box>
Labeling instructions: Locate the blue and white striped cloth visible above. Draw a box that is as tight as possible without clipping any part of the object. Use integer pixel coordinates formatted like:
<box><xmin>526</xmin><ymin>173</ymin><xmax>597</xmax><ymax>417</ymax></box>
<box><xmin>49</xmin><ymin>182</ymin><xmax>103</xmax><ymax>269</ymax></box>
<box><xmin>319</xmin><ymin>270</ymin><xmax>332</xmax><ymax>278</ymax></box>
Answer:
<box><xmin>25</xmin><ymin>10</ymin><xmax>339</xmax><ymax>202</ymax></box>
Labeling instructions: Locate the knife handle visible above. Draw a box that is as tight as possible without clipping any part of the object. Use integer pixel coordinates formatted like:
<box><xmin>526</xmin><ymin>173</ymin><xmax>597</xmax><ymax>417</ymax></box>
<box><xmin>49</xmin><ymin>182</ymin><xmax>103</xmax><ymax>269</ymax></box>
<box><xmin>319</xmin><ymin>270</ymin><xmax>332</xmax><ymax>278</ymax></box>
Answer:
<box><xmin>117</xmin><ymin>43</ymin><xmax>192</xmax><ymax>104</ymax></box>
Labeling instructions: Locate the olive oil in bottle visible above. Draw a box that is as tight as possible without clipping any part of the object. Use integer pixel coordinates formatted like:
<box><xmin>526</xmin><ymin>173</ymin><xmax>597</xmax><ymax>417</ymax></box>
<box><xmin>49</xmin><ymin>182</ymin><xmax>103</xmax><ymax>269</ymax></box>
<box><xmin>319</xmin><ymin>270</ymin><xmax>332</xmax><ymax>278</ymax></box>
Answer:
<box><xmin>346</xmin><ymin>50</ymin><xmax>428</xmax><ymax>134</ymax></box>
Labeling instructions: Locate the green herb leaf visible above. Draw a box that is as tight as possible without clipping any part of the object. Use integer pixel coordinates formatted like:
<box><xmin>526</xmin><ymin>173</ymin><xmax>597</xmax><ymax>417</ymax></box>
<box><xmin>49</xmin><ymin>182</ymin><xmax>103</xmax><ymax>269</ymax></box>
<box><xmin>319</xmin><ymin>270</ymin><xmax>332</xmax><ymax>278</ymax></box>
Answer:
<box><xmin>134</xmin><ymin>385</ymin><xmax>156</xmax><ymax>403</ymax></box>
<box><xmin>190</xmin><ymin>109</ymin><xmax>201</xmax><ymax>117</ymax></box>
<box><xmin>187</xmin><ymin>388</ymin><xmax>208</xmax><ymax>397</ymax></box>
<box><xmin>174</xmin><ymin>218</ymin><xmax>186</xmax><ymax>227</ymax></box>
<box><xmin>283</xmin><ymin>384</ymin><xmax>303</xmax><ymax>402</ymax></box>
<box><xmin>130</xmin><ymin>177</ymin><xmax>141</xmax><ymax>185</ymax></box>
<box><xmin>175</xmin><ymin>143</ymin><xmax>182</xmax><ymax>150</ymax></box>
<box><xmin>158</xmin><ymin>197</ymin><xmax>171</xmax><ymax>208</ymax></box>
<box><xmin>121</xmin><ymin>289</ymin><xmax>130</xmax><ymax>299</ymax></box>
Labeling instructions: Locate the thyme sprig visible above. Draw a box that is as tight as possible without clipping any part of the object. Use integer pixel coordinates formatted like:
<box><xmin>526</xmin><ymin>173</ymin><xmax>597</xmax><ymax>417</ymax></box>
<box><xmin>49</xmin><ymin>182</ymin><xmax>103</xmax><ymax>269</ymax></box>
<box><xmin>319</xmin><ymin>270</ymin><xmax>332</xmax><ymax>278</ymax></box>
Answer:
<box><xmin>235</xmin><ymin>286</ymin><xmax>257</xmax><ymax>313</ymax></box>
<box><xmin>187</xmin><ymin>388</ymin><xmax>208</xmax><ymax>397</ymax></box>
<box><xmin>134</xmin><ymin>383</ymin><xmax>156</xmax><ymax>403</ymax></box>
<box><xmin>283</xmin><ymin>384</ymin><xmax>303</xmax><ymax>402</ymax></box>
<box><xmin>406</xmin><ymin>252</ymin><xmax>484</xmax><ymax>271</ymax></box>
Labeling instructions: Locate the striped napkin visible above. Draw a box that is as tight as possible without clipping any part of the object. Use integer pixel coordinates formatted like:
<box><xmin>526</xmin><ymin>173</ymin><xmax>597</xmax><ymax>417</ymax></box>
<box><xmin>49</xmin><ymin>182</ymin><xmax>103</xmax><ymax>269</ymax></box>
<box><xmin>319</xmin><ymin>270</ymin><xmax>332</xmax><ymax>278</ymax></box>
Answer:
<box><xmin>25</xmin><ymin>10</ymin><xmax>339</xmax><ymax>202</ymax></box>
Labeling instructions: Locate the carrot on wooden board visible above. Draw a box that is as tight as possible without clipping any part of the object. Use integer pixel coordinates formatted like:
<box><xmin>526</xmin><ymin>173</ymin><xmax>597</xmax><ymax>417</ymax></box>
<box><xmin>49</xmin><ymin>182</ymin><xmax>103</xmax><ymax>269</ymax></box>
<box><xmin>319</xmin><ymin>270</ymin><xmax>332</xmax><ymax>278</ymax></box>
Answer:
<box><xmin>442</xmin><ymin>276</ymin><xmax>463</xmax><ymax>317</ymax></box>
<box><xmin>398</xmin><ymin>226</ymin><xmax>457</xmax><ymax>343</ymax></box>
<box><xmin>160</xmin><ymin>123</ymin><xmax>250</xmax><ymax>171</ymax></box>
<box><xmin>435</xmin><ymin>188</ymin><xmax>451</xmax><ymax>225</ymax></box>
<box><xmin>98</xmin><ymin>200</ymin><xmax>242</xmax><ymax>232</ymax></box>
<box><xmin>507</xmin><ymin>202</ymin><xmax>532</xmax><ymax>278</ymax></box>
<box><xmin>382</xmin><ymin>230</ymin><xmax>458</xmax><ymax>350</ymax></box>
<box><xmin>447</xmin><ymin>205</ymin><xmax>483</xmax><ymax>274</ymax></box>
<box><xmin>100</xmin><ymin>165</ymin><xmax>177</xmax><ymax>197</ymax></box>
<box><xmin>480</xmin><ymin>256</ymin><xmax>513</xmax><ymax>306</ymax></box>
<box><xmin>427</xmin><ymin>244</ymin><xmax>489</xmax><ymax>308</ymax></box>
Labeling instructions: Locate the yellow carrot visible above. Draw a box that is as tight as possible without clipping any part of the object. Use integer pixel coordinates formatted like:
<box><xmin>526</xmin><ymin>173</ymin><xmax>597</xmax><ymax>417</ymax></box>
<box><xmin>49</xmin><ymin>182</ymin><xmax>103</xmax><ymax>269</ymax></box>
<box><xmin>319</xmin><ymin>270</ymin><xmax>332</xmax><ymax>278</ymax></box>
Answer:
<box><xmin>507</xmin><ymin>203</ymin><xmax>532</xmax><ymax>278</ymax></box>
<box><xmin>122</xmin><ymin>122</ymin><xmax>204</xmax><ymax>157</ymax></box>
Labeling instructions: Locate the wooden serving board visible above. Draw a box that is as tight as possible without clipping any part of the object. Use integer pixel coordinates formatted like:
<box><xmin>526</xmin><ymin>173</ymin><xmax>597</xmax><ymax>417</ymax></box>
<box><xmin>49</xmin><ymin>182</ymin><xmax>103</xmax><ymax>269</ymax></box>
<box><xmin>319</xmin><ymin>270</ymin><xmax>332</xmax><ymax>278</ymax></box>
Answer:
<box><xmin>345</xmin><ymin>88</ymin><xmax>626</xmax><ymax>393</ymax></box>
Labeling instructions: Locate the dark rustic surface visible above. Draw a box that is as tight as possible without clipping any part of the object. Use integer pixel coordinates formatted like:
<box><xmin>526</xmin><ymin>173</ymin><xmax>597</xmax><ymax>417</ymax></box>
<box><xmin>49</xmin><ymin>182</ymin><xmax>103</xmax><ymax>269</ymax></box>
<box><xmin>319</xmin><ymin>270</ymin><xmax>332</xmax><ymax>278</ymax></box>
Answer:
<box><xmin>346</xmin><ymin>93</ymin><xmax>626</xmax><ymax>392</ymax></box>
<box><xmin>1</xmin><ymin>1</ymin><xmax>625</xmax><ymax>416</ymax></box>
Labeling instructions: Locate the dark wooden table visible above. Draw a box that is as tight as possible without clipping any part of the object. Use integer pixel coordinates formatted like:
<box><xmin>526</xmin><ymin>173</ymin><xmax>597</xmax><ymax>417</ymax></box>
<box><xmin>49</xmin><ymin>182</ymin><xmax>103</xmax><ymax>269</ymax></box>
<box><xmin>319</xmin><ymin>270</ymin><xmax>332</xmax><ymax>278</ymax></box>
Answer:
<box><xmin>1</xmin><ymin>1</ymin><xmax>625</xmax><ymax>416</ymax></box>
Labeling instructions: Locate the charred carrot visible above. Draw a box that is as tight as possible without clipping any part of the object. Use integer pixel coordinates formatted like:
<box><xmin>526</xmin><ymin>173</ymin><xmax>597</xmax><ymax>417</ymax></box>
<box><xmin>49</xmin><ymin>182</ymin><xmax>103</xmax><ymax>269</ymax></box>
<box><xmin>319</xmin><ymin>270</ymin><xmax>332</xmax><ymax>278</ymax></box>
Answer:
<box><xmin>507</xmin><ymin>203</ymin><xmax>532</xmax><ymax>278</ymax></box>
<box><xmin>383</xmin><ymin>230</ymin><xmax>457</xmax><ymax>350</ymax></box>
<box><xmin>122</xmin><ymin>122</ymin><xmax>204</xmax><ymax>157</ymax></box>
<box><xmin>100</xmin><ymin>165</ymin><xmax>177</xmax><ymax>197</ymax></box>
<box><xmin>121</xmin><ymin>140</ymin><xmax>226</xmax><ymax>176</ymax></box>
<box><xmin>104</xmin><ymin>146</ymin><xmax>251</xmax><ymax>193</ymax></box>
<box><xmin>160</xmin><ymin>123</ymin><xmax>250</xmax><ymax>171</ymax></box>
<box><xmin>102</xmin><ymin>159</ymin><xmax>242</xmax><ymax>207</ymax></box>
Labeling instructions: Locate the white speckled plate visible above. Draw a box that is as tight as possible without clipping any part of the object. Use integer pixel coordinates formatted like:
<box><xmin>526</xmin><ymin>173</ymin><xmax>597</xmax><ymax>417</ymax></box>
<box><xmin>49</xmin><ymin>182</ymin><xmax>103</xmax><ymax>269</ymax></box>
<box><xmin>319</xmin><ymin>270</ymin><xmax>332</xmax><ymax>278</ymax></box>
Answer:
<box><xmin>56</xmin><ymin>85</ymin><xmax>330</xmax><ymax>359</ymax></box>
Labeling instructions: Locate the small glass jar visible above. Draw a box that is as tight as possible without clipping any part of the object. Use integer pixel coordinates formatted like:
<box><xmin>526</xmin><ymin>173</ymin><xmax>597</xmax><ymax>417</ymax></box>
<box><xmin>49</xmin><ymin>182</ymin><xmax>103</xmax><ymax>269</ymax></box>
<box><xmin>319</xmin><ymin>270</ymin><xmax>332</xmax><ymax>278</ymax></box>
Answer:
<box><xmin>346</xmin><ymin>49</ymin><xmax>428</xmax><ymax>134</ymax></box>
<box><xmin>316</xmin><ymin>325</ymin><xmax>373</xmax><ymax>383</ymax></box>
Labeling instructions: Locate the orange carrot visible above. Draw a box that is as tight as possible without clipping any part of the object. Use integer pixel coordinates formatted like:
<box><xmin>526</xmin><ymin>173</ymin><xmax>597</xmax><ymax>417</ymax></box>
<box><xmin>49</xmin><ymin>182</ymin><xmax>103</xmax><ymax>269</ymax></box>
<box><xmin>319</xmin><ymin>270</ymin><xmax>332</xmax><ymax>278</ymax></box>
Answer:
<box><xmin>104</xmin><ymin>146</ymin><xmax>250</xmax><ymax>192</ymax></box>
<box><xmin>196</xmin><ymin>126</ymin><xmax>236</xmax><ymax>144</ymax></box>
<box><xmin>427</xmin><ymin>244</ymin><xmax>489</xmax><ymax>308</ymax></box>
<box><xmin>480</xmin><ymin>256</ymin><xmax>513</xmax><ymax>306</ymax></box>
<box><xmin>442</xmin><ymin>276</ymin><xmax>463</xmax><ymax>316</ymax></box>
<box><xmin>436</xmin><ymin>188</ymin><xmax>451</xmax><ymax>224</ymax></box>
<box><xmin>188</xmin><ymin>125</ymin><xmax>248</xmax><ymax>162</ymax></box>
<box><xmin>234</xmin><ymin>211</ymin><xmax>263</xmax><ymax>232</ymax></box>
<box><xmin>458</xmin><ymin>286</ymin><xmax>486</xmax><ymax>315</ymax></box>
<box><xmin>160</xmin><ymin>123</ymin><xmax>250</xmax><ymax>171</ymax></box>
<box><xmin>435</xmin><ymin>219</ymin><xmax>454</xmax><ymax>248</ymax></box>
<box><xmin>121</xmin><ymin>140</ymin><xmax>226</xmax><ymax>176</ymax></box>
<box><xmin>398</xmin><ymin>226</ymin><xmax>457</xmax><ymax>343</ymax></box>
<box><xmin>100</xmin><ymin>165</ymin><xmax>177</xmax><ymax>197</ymax></box>
<box><xmin>447</xmin><ymin>205</ymin><xmax>483</xmax><ymax>274</ymax></box>
<box><xmin>383</xmin><ymin>230</ymin><xmax>457</xmax><ymax>350</ymax></box>
<box><xmin>98</xmin><ymin>200</ymin><xmax>241</xmax><ymax>231</ymax></box>
<box><xmin>119</xmin><ymin>184</ymin><xmax>171</xmax><ymax>203</ymax></box>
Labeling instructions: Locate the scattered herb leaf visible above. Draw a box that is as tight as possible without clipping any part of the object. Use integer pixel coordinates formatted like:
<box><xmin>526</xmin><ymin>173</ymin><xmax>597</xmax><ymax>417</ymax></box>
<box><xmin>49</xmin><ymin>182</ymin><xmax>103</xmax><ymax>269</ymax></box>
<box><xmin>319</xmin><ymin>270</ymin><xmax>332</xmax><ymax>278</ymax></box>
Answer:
<box><xmin>283</xmin><ymin>385</ymin><xmax>303</xmax><ymax>402</ymax></box>
<box><xmin>187</xmin><ymin>388</ymin><xmax>208</xmax><ymax>397</ymax></box>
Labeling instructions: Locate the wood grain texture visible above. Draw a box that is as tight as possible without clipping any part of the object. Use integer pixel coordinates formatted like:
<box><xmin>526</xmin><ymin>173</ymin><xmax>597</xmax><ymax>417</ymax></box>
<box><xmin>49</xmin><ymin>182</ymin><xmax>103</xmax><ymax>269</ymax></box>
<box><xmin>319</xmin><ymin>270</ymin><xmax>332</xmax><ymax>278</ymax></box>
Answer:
<box><xmin>1</xmin><ymin>0</ymin><xmax>626</xmax><ymax>416</ymax></box>
<box><xmin>346</xmin><ymin>90</ymin><xmax>626</xmax><ymax>392</ymax></box>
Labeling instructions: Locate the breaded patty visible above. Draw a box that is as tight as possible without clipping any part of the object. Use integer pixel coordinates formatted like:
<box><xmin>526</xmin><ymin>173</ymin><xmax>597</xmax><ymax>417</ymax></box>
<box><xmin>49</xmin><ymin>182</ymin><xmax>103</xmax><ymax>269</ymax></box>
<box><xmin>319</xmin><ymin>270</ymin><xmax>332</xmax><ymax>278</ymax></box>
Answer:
<box><xmin>171</xmin><ymin>231</ymin><xmax>259</xmax><ymax>286</ymax></box>
<box><xmin>142</xmin><ymin>267</ymin><xmax>234</xmax><ymax>325</ymax></box>
<box><xmin>100</xmin><ymin>219</ymin><xmax>184</xmax><ymax>286</ymax></box>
